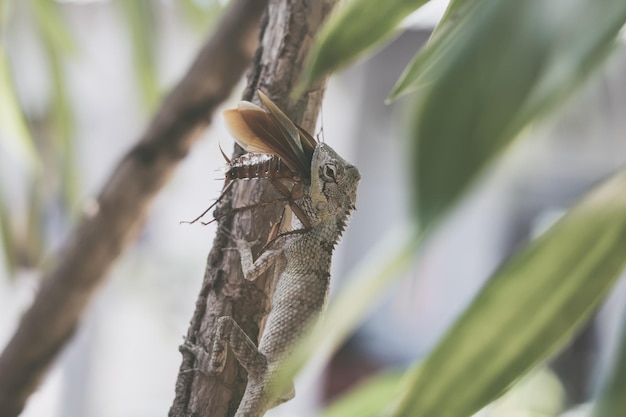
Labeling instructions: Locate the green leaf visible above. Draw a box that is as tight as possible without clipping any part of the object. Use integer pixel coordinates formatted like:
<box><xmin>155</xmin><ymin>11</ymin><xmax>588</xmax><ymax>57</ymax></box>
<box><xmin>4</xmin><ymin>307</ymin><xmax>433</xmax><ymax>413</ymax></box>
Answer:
<box><xmin>31</xmin><ymin>0</ymin><xmax>80</xmax><ymax>208</ymax></box>
<box><xmin>401</xmin><ymin>0</ymin><xmax>626</xmax><ymax>227</ymax></box>
<box><xmin>297</xmin><ymin>0</ymin><xmax>431</xmax><ymax>93</ymax></box>
<box><xmin>47</xmin><ymin>49</ymin><xmax>79</xmax><ymax>209</ymax></box>
<box><xmin>0</xmin><ymin>45</ymin><xmax>38</xmax><ymax>172</ymax></box>
<box><xmin>177</xmin><ymin>0</ymin><xmax>221</xmax><ymax>29</ymax></box>
<box><xmin>392</xmin><ymin>170</ymin><xmax>626</xmax><ymax>417</ymax></box>
<box><xmin>320</xmin><ymin>371</ymin><xmax>404</xmax><ymax>417</ymax></box>
<box><xmin>0</xmin><ymin>185</ymin><xmax>18</xmax><ymax>277</ymax></box>
<box><xmin>488</xmin><ymin>368</ymin><xmax>564</xmax><ymax>417</ymax></box>
<box><xmin>118</xmin><ymin>0</ymin><xmax>160</xmax><ymax>110</ymax></box>
<box><xmin>274</xmin><ymin>225</ymin><xmax>421</xmax><ymax>394</ymax></box>
<box><xmin>30</xmin><ymin>0</ymin><xmax>77</xmax><ymax>55</ymax></box>
<box><xmin>592</xmin><ymin>307</ymin><xmax>626</xmax><ymax>417</ymax></box>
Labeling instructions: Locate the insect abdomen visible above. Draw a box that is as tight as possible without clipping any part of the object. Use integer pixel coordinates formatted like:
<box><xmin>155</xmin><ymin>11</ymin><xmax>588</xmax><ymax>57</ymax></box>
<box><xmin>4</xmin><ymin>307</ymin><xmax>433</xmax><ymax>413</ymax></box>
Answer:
<box><xmin>225</xmin><ymin>154</ymin><xmax>300</xmax><ymax>181</ymax></box>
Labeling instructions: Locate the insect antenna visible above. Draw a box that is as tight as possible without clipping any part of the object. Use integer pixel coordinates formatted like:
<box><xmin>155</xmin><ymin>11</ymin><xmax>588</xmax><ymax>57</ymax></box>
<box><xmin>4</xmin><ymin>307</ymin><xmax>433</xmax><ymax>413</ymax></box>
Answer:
<box><xmin>180</xmin><ymin>181</ymin><xmax>235</xmax><ymax>225</ymax></box>
<box><xmin>199</xmin><ymin>196</ymin><xmax>292</xmax><ymax>226</ymax></box>
<box><xmin>316</xmin><ymin>103</ymin><xmax>326</xmax><ymax>143</ymax></box>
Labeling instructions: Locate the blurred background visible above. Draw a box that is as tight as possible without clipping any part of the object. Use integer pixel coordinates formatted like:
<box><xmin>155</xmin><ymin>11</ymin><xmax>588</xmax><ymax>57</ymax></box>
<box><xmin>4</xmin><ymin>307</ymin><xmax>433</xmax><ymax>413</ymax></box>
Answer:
<box><xmin>1</xmin><ymin>1</ymin><xmax>626</xmax><ymax>416</ymax></box>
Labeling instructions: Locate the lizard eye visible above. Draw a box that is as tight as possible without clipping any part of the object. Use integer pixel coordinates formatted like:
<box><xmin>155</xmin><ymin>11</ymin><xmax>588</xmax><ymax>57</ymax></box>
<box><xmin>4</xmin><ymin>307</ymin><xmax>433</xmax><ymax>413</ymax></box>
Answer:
<box><xmin>322</xmin><ymin>164</ymin><xmax>337</xmax><ymax>182</ymax></box>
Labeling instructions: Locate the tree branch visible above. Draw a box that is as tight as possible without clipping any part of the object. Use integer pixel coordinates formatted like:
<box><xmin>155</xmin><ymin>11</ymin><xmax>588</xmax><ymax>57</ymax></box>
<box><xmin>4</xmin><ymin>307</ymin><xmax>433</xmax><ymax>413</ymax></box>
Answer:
<box><xmin>169</xmin><ymin>1</ymin><xmax>338</xmax><ymax>416</ymax></box>
<box><xmin>0</xmin><ymin>1</ymin><xmax>266</xmax><ymax>415</ymax></box>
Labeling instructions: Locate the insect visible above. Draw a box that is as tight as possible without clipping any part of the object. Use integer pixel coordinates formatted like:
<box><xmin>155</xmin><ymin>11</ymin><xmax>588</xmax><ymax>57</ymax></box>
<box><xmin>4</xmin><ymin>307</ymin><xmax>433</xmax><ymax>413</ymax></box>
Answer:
<box><xmin>186</xmin><ymin>91</ymin><xmax>318</xmax><ymax>233</ymax></box>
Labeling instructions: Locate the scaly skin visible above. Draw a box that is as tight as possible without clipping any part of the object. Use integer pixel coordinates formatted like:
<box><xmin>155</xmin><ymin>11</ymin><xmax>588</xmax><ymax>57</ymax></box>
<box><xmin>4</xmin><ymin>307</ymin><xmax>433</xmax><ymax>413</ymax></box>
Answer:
<box><xmin>185</xmin><ymin>143</ymin><xmax>360</xmax><ymax>417</ymax></box>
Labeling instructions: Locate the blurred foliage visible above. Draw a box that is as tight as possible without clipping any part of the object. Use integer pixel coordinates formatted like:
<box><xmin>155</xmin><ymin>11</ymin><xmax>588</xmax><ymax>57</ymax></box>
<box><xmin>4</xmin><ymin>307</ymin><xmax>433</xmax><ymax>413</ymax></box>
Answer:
<box><xmin>403</xmin><ymin>0</ymin><xmax>626</xmax><ymax>227</ymax></box>
<box><xmin>320</xmin><ymin>371</ymin><xmax>404</xmax><ymax>417</ymax></box>
<box><xmin>30</xmin><ymin>0</ymin><xmax>78</xmax><ymax>211</ymax></box>
<box><xmin>178</xmin><ymin>0</ymin><xmax>222</xmax><ymax>29</ymax></box>
<box><xmin>296</xmin><ymin>0</ymin><xmax>626</xmax><ymax>416</ymax></box>
<box><xmin>318</xmin><ymin>367</ymin><xmax>565</xmax><ymax>417</ymax></box>
<box><xmin>0</xmin><ymin>0</ymin><xmax>221</xmax><ymax>276</ymax></box>
<box><xmin>296</xmin><ymin>0</ymin><xmax>429</xmax><ymax>94</ymax></box>
<box><xmin>0</xmin><ymin>33</ymin><xmax>38</xmax><ymax>172</ymax></box>
<box><xmin>394</xmin><ymin>171</ymin><xmax>626</xmax><ymax>417</ymax></box>
<box><xmin>118</xmin><ymin>0</ymin><xmax>160</xmax><ymax>110</ymax></box>
<box><xmin>592</xmin><ymin>305</ymin><xmax>626</xmax><ymax>417</ymax></box>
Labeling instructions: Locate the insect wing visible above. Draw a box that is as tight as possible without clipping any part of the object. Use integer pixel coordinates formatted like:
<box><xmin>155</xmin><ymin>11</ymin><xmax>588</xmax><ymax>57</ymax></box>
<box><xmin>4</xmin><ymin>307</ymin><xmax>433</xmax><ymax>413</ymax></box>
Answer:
<box><xmin>257</xmin><ymin>91</ymin><xmax>309</xmax><ymax>165</ymax></box>
<box><xmin>258</xmin><ymin>91</ymin><xmax>318</xmax><ymax>172</ymax></box>
<box><xmin>224</xmin><ymin>101</ymin><xmax>311</xmax><ymax>176</ymax></box>
<box><xmin>223</xmin><ymin>102</ymin><xmax>280</xmax><ymax>155</ymax></box>
<box><xmin>295</xmin><ymin>124</ymin><xmax>317</xmax><ymax>157</ymax></box>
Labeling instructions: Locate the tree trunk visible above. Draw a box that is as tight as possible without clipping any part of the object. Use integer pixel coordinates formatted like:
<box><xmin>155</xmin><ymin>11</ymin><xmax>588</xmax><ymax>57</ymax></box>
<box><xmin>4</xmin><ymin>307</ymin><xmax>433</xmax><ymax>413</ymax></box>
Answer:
<box><xmin>168</xmin><ymin>1</ymin><xmax>337</xmax><ymax>416</ymax></box>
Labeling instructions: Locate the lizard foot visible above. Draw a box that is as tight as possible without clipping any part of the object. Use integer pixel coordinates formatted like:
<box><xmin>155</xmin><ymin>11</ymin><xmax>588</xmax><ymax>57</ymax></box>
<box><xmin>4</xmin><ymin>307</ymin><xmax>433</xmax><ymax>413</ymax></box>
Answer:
<box><xmin>180</xmin><ymin>337</ymin><xmax>223</xmax><ymax>376</ymax></box>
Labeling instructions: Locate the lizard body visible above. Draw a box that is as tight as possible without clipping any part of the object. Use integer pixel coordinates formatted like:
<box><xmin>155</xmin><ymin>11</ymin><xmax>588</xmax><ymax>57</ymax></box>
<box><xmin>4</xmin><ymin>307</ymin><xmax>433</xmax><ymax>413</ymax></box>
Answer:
<box><xmin>185</xmin><ymin>142</ymin><xmax>360</xmax><ymax>417</ymax></box>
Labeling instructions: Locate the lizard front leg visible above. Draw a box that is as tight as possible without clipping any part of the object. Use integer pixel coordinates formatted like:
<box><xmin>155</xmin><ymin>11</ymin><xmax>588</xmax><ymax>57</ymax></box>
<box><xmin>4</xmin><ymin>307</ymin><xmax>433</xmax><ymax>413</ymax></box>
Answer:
<box><xmin>235</xmin><ymin>238</ymin><xmax>285</xmax><ymax>282</ymax></box>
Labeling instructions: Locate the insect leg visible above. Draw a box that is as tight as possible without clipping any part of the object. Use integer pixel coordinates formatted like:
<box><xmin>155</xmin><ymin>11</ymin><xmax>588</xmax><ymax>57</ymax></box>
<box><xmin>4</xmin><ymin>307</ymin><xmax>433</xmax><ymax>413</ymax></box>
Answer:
<box><xmin>180</xmin><ymin>181</ymin><xmax>234</xmax><ymax>225</ymax></box>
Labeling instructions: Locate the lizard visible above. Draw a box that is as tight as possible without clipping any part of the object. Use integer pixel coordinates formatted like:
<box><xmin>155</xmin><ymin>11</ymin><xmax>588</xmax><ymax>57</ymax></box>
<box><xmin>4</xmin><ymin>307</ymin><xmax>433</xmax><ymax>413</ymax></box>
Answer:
<box><xmin>183</xmin><ymin>92</ymin><xmax>360</xmax><ymax>417</ymax></box>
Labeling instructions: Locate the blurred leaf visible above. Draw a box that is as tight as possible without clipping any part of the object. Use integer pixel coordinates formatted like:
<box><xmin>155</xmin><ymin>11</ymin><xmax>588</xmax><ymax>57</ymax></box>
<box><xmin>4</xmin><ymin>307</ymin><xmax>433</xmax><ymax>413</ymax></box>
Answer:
<box><xmin>320</xmin><ymin>371</ymin><xmax>404</xmax><ymax>417</ymax></box>
<box><xmin>392</xmin><ymin>170</ymin><xmax>626</xmax><ymax>417</ymax></box>
<box><xmin>0</xmin><ymin>186</ymin><xmax>18</xmax><ymax>276</ymax></box>
<box><xmin>562</xmin><ymin>403</ymin><xmax>592</xmax><ymax>417</ymax></box>
<box><xmin>30</xmin><ymin>0</ymin><xmax>77</xmax><ymax>55</ymax></box>
<box><xmin>390</xmin><ymin>0</ymin><xmax>626</xmax><ymax>100</ymax></box>
<box><xmin>0</xmin><ymin>0</ymin><xmax>8</xmax><ymax>22</ymax></box>
<box><xmin>0</xmin><ymin>45</ymin><xmax>38</xmax><ymax>171</ymax></box>
<box><xmin>178</xmin><ymin>0</ymin><xmax>221</xmax><ymax>29</ymax></box>
<box><xmin>46</xmin><ymin>49</ymin><xmax>79</xmax><ymax>209</ymax></box>
<box><xmin>30</xmin><ymin>0</ymin><xmax>80</xmax><ymax>208</ymax></box>
<box><xmin>487</xmin><ymin>368</ymin><xmax>564</xmax><ymax>417</ymax></box>
<box><xmin>119</xmin><ymin>0</ymin><xmax>160</xmax><ymax>109</ymax></box>
<box><xmin>592</xmin><ymin>306</ymin><xmax>626</xmax><ymax>417</ymax></box>
<box><xmin>297</xmin><ymin>0</ymin><xmax>431</xmax><ymax>93</ymax></box>
<box><xmin>24</xmin><ymin>181</ymin><xmax>43</xmax><ymax>269</ymax></box>
<box><xmin>398</xmin><ymin>0</ymin><xmax>626</xmax><ymax>227</ymax></box>
<box><xmin>275</xmin><ymin>225</ymin><xmax>421</xmax><ymax>394</ymax></box>
<box><xmin>318</xmin><ymin>364</ymin><xmax>562</xmax><ymax>417</ymax></box>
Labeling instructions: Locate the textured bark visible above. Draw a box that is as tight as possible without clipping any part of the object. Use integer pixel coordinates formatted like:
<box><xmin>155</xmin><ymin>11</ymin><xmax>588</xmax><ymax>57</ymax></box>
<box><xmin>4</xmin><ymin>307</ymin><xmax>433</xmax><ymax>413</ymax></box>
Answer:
<box><xmin>0</xmin><ymin>1</ymin><xmax>266</xmax><ymax>416</ymax></box>
<box><xmin>168</xmin><ymin>1</ymin><xmax>338</xmax><ymax>416</ymax></box>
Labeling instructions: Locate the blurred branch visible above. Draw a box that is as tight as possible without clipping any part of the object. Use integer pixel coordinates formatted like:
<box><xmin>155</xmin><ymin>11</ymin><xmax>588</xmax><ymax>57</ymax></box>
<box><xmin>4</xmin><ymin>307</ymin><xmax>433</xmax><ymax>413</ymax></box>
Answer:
<box><xmin>0</xmin><ymin>0</ymin><xmax>266</xmax><ymax>415</ymax></box>
<box><xmin>168</xmin><ymin>1</ymin><xmax>337</xmax><ymax>416</ymax></box>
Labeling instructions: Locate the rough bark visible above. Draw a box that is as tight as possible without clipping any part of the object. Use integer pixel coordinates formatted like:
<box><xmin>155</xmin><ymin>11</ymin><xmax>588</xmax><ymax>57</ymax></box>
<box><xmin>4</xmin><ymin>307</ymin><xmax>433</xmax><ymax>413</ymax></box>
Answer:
<box><xmin>0</xmin><ymin>1</ymin><xmax>266</xmax><ymax>415</ymax></box>
<box><xmin>168</xmin><ymin>1</ymin><xmax>338</xmax><ymax>416</ymax></box>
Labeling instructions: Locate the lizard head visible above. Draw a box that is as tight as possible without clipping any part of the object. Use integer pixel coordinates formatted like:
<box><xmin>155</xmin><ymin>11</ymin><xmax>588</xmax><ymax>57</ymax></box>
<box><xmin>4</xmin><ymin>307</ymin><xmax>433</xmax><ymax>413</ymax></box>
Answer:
<box><xmin>309</xmin><ymin>143</ymin><xmax>360</xmax><ymax>225</ymax></box>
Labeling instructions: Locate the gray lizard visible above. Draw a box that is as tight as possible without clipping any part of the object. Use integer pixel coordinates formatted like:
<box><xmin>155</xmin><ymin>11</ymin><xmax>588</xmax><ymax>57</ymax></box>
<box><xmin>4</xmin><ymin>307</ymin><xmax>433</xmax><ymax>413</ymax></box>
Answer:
<box><xmin>184</xmin><ymin>140</ymin><xmax>359</xmax><ymax>417</ymax></box>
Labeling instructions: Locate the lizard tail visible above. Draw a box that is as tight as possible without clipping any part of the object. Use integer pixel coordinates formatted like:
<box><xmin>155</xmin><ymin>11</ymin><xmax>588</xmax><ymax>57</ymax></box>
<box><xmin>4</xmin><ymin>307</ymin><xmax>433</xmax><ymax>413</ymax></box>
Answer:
<box><xmin>234</xmin><ymin>377</ymin><xmax>269</xmax><ymax>417</ymax></box>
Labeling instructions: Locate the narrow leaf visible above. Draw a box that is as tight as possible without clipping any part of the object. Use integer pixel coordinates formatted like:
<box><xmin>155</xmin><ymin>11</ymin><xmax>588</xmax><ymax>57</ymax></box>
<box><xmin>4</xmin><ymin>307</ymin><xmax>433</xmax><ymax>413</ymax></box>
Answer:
<box><xmin>0</xmin><ymin>45</ymin><xmax>38</xmax><ymax>171</ymax></box>
<box><xmin>392</xmin><ymin>170</ymin><xmax>626</xmax><ymax>417</ymax></box>
<box><xmin>592</xmin><ymin>307</ymin><xmax>626</xmax><ymax>417</ymax></box>
<box><xmin>390</xmin><ymin>0</ymin><xmax>626</xmax><ymax>100</ymax></box>
<box><xmin>297</xmin><ymin>0</ymin><xmax>431</xmax><ymax>93</ymax></box>
<box><xmin>30</xmin><ymin>0</ymin><xmax>77</xmax><ymax>55</ymax></box>
<box><xmin>487</xmin><ymin>368</ymin><xmax>565</xmax><ymax>417</ymax></box>
<box><xmin>403</xmin><ymin>0</ymin><xmax>626</xmax><ymax>227</ymax></box>
<box><xmin>177</xmin><ymin>0</ymin><xmax>221</xmax><ymax>29</ymax></box>
<box><xmin>0</xmin><ymin>186</ymin><xmax>17</xmax><ymax>276</ymax></box>
<box><xmin>118</xmin><ymin>0</ymin><xmax>160</xmax><ymax>110</ymax></box>
<box><xmin>320</xmin><ymin>371</ymin><xmax>404</xmax><ymax>417</ymax></box>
